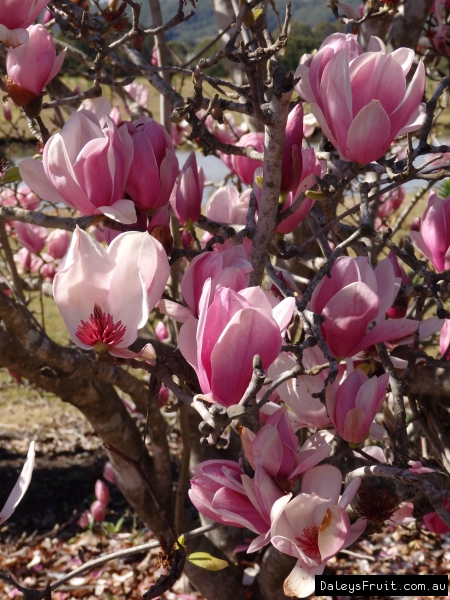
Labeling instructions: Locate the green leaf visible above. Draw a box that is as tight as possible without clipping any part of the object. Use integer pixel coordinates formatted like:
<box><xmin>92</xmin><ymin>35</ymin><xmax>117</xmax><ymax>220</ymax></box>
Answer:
<box><xmin>187</xmin><ymin>552</ymin><xmax>229</xmax><ymax>571</ymax></box>
<box><xmin>1</xmin><ymin>167</ymin><xmax>22</xmax><ymax>184</ymax></box>
<box><xmin>252</xmin><ymin>7</ymin><xmax>264</xmax><ymax>20</ymax></box>
<box><xmin>177</xmin><ymin>534</ymin><xmax>186</xmax><ymax>548</ymax></box>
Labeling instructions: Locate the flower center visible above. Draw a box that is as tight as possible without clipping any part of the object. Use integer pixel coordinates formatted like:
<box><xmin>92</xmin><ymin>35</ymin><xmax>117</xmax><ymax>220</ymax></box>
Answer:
<box><xmin>76</xmin><ymin>303</ymin><xmax>126</xmax><ymax>348</ymax></box>
<box><xmin>296</xmin><ymin>525</ymin><xmax>321</xmax><ymax>561</ymax></box>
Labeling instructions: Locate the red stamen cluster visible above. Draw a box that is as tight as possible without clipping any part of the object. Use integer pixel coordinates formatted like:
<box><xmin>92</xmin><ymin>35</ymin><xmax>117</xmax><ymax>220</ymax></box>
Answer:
<box><xmin>76</xmin><ymin>303</ymin><xmax>126</xmax><ymax>347</ymax></box>
<box><xmin>296</xmin><ymin>525</ymin><xmax>321</xmax><ymax>561</ymax></box>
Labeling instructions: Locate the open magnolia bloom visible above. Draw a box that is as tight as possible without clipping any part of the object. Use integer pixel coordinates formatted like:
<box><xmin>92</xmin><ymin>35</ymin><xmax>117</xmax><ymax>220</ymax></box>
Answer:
<box><xmin>0</xmin><ymin>0</ymin><xmax>51</xmax><ymax>47</ymax></box>
<box><xmin>53</xmin><ymin>228</ymin><xmax>169</xmax><ymax>359</ymax></box>
<box><xmin>270</xmin><ymin>464</ymin><xmax>365</xmax><ymax>598</ymax></box>
<box><xmin>309</xmin><ymin>256</ymin><xmax>443</xmax><ymax>358</ymax></box>
<box><xmin>19</xmin><ymin>110</ymin><xmax>136</xmax><ymax>224</ymax></box>
<box><xmin>296</xmin><ymin>33</ymin><xmax>425</xmax><ymax>164</ymax></box>
<box><xmin>178</xmin><ymin>281</ymin><xmax>295</xmax><ymax>406</ymax></box>
<box><xmin>0</xmin><ymin>442</ymin><xmax>35</xmax><ymax>525</ymax></box>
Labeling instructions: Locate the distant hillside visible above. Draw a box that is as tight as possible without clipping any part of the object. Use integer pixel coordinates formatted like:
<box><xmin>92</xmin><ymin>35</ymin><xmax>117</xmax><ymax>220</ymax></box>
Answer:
<box><xmin>138</xmin><ymin>0</ymin><xmax>360</xmax><ymax>44</ymax></box>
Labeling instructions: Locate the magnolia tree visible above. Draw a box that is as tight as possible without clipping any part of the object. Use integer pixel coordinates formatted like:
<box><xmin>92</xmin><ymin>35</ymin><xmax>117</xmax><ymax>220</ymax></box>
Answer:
<box><xmin>2</xmin><ymin>0</ymin><xmax>450</xmax><ymax>598</ymax></box>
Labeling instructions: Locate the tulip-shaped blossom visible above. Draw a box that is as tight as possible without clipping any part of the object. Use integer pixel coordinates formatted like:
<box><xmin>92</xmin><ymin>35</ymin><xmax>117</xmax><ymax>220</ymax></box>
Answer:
<box><xmin>410</xmin><ymin>191</ymin><xmax>450</xmax><ymax>272</ymax></box>
<box><xmin>423</xmin><ymin>500</ymin><xmax>450</xmax><ymax>534</ymax></box>
<box><xmin>47</xmin><ymin>229</ymin><xmax>70</xmax><ymax>260</ymax></box>
<box><xmin>0</xmin><ymin>0</ymin><xmax>51</xmax><ymax>48</ymax></box>
<box><xmin>6</xmin><ymin>25</ymin><xmax>65</xmax><ymax>107</ymax></box>
<box><xmin>439</xmin><ymin>318</ymin><xmax>450</xmax><ymax>359</ymax></box>
<box><xmin>386</xmin><ymin>252</ymin><xmax>409</xmax><ymax>319</ymax></box>
<box><xmin>281</xmin><ymin>103</ymin><xmax>304</xmax><ymax>192</ymax></box>
<box><xmin>309</xmin><ymin>255</ymin><xmax>443</xmax><ymax>358</ymax></box>
<box><xmin>179</xmin><ymin>281</ymin><xmax>295</xmax><ymax>406</ymax></box>
<box><xmin>0</xmin><ymin>442</ymin><xmax>35</xmax><ymax>525</ymax></box>
<box><xmin>230</xmin><ymin>132</ymin><xmax>264</xmax><ymax>185</ymax></box>
<box><xmin>124</xmin><ymin>82</ymin><xmax>149</xmax><ymax>109</ymax></box>
<box><xmin>14</xmin><ymin>222</ymin><xmax>46</xmax><ymax>253</ymax></box>
<box><xmin>270</xmin><ymin>464</ymin><xmax>365</xmax><ymax>598</ymax></box>
<box><xmin>268</xmin><ymin>347</ymin><xmax>332</xmax><ymax>429</ymax></box>
<box><xmin>155</xmin><ymin>320</ymin><xmax>169</xmax><ymax>341</ymax></box>
<box><xmin>20</xmin><ymin>111</ymin><xmax>136</xmax><ymax>224</ymax></box>
<box><xmin>276</xmin><ymin>148</ymin><xmax>325</xmax><ymax>234</ymax></box>
<box><xmin>15</xmin><ymin>247</ymin><xmax>42</xmax><ymax>274</ymax></box>
<box><xmin>206</xmin><ymin>184</ymin><xmax>249</xmax><ymax>226</ymax></box>
<box><xmin>296</xmin><ymin>33</ymin><xmax>425</xmax><ymax>164</ymax></box>
<box><xmin>125</xmin><ymin>116</ymin><xmax>178</xmax><ymax>210</ymax></box>
<box><xmin>189</xmin><ymin>459</ymin><xmax>283</xmax><ymax>552</ymax></box>
<box><xmin>241</xmin><ymin>408</ymin><xmax>332</xmax><ymax>481</ymax></box>
<box><xmin>53</xmin><ymin>227</ymin><xmax>170</xmax><ymax>359</ymax></box>
<box><xmin>1</xmin><ymin>186</ymin><xmax>39</xmax><ymax>210</ymax></box>
<box><xmin>377</xmin><ymin>186</ymin><xmax>405</xmax><ymax>220</ymax></box>
<box><xmin>170</xmin><ymin>152</ymin><xmax>205</xmax><ymax>225</ymax></box>
<box><xmin>326</xmin><ymin>370</ymin><xmax>389</xmax><ymax>444</ymax></box>
<box><xmin>159</xmin><ymin>246</ymin><xmax>253</xmax><ymax>322</ymax></box>
<box><xmin>80</xmin><ymin>97</ymin><xmax>120</xmax><ymax>128</ymax></box>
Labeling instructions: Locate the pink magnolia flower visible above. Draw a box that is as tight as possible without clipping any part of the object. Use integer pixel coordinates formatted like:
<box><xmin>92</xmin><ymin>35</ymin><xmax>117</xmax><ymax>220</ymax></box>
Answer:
<box><xmin>79</xmin><ymin>97</ymin><xmax>121</xmax><ymax>127</ymax></box>
<box><xmin>159</xmin><ymin>246</ymin><xmax>253</xmax><ymax>322</ymax></box>
<box><xmin>3</xmin><ymin>100</ymin><xmax>11</xmax><ymax>122</ymax></box>
<box><xmin>19</xmin><ymin>111</ymin><xmax>136</xmax><ymax>224</ymax></box>
<box><xmin>124</xmin><ymin>82</ymin><xmax>149</xmax><ymax>109</ymax></box>
<box><xmin>276</xmin><ymin>148</ymin><xmax>326</xmax><ymax>234</ymax></box>
<box><xmin>47</xmin><ymin>229</ymin><xmax>70</xmax><ymax>260</ymax></box>
<box><xmin>230</xmin><ymin>132</ymin><xmax>264</xmax><ymax>185</ymax></box>
<box><xmin>15</xmin><ymin>247</ymin><xmax>42</xmax><ymax>274</ymax></box>
<box><xmin>439</xmin><ymin>318</ymin><xmax>450</xmax><ymax>358</ymax></box>
<box><xmin>53</xmin><ymin>227</ymin><xmax>170</xmax><ymax>359</ymax></box>
<box><xmin>125</xmin><ymin>116</ymin><xmax>178</xmax><ymax>211</ymax></box>
<box><xmin>14</xmin><ymin>222</ymin><xmax>46</xmax><ymax>253</ymax></box>
<box><xmin>90</xmin><ymin>500</ymin><xmax>106</xmax><ymax>522</ymax></box>
<box><xmin>206</xmin><ymin>185</ymin><xmax>249</xmax><ymax>225</ymax></box>
<box><xmin>386</xmin><ymin>252</ymin><xmax>409</xmax><ymax>319</ymax></box>
<box><xmin>410</xmin><ymin>191</ymin><xmax>450</xmax><ymax>271</ymax></box>
<box><xmin>170</xmin><ymin>151</ymin><xmax>205</xmax><ymax>225</ymax></box>
<box><xmin>326</xmin><ymin>370</ymin><xmax>389</xmax><ymax>444</ymax></box>
<box><xmin>268</xmin><ymin>347</ymin><xmax>332</xmax><ymax>430</ymax></box>
<box><xmin>179</xmin><ymin>282</ymin><xmax>295</xmax><ymax>406</ymax></box>
<box><xmin>241</xmin><ymin>408</ymin><xmax>332</xmax><ymax>481</ymax></box>
<box><xmin>0</xmin><ymin>0</ymin><xmax>51</xmax><ymax>48</ymax></box>
<box><xmin>0</xmin><ymin>442</ymin><xmax>35</xmax><ymax>525</ymax></box>
<box><xmin>270</xmin><ymin>464</ymin><xmax>365</xmax><ymax>598</ymax></box>
<box><xmin>155</xmin><ymin>320</ymin><xmax>169</xmax><ymax>341</ymax></box>
<box><xmin>296</xmin><ymin>34</ymin><xmax>425</xmax><ymax>164</ymax></box>
<box><xmin>281</xmin><ymin>103</ymin><xmax>304</xmax><ymax>192</ymax></box>
<box><xmin>377</xmin><ymin>186</ymin><xmax>405</xmax><ymax>219</ymax></box>
<box><xmin>103</xmin><ymin>462</ymin><xmax>115</xmax><ymax>484</ymax></box>
<box><xmin>309</xmin><ymin>256</ymin><xmax>443</xmax><ymax>358</ymax></box>
<box><xmin>6</xmin><ymin>24</ymin><xmax>65</xmax><ymax>107</ymax></box>
<box><xmin>95</xmin><ymin>480</ymin><xmax>110</xmax><ymax>505</ymax></box>
<box><xmin>1</xmin><ymin>186</ymin><xmax>40</xmax><ymax>210</ymax></box>
<box><xmin>189</xmin><ymin>459</ymin><xmax>283</xmax><ymax>552</ymax></box>
<box><xmin>423</xmin><ymin>499</ymin><xmax>450</xmax><ymax>534</ymax></box>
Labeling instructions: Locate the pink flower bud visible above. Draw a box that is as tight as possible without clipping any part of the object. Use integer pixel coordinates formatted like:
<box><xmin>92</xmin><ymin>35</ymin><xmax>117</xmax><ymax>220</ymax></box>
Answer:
<box><xmin>230</xmin><ymin>132</ymin><xmax>264</xmax><ymax>185</ymax></box>
<box><xmin>90</xmin><ymin>500</ymin><xmax>106</xmax><ymax>522</ymax></box>
<box><xmin>170</xmin><ymin>151</ymin><xmax>205</xmax><ymax>225</ymax></box>
<box><xmin>181</xmin><ymin>229</ymin><xmax>194</xmax><ymax>249</ymax></box>
<box><xmin>77</xmin><ymin>510</ymin><xmax>91</xmax><ymax>528</ymax></box>
<box><xmin>411</xmin><ymin>216</ymin><xmax>421</xmax><ymax>232</ymax></box>
<box><xmin>6</xmin><ymin>24</ymin><xmax>66</xmax><ymax>107</ymax></box>
<box><xmin>281</xmin><ymin>103</ymin><xmax>303</xmax><ymax>192</ymax></box>
<box><xmin>47</xmin><ymin>229</ymin><xmax>70</xmax><ymax>259</ymax></box>
<box><xmin>95</xmin><ymin>479</ymin><xmax>110</xmax><ymax>505</ymax></box>
<box><xmin>40</xmin><ymin>261</ymin><xmax>56</xmax><ymax>281</ymax></box>
<box><xmin>103</xmin><ymin>462</ymin><xmax>116</xmax><ymax>484</ymax></box>
<box><xmin>155</xmin><ymin>320</ymin><xmax>169</xmax><ymax>341</ymax></box>
<box><xmin>14</xmin><ymin>222</ymin><xmax>46</xmax><ymax>253</ymax></box>
<box><xmin>157</xmin><ymin>385</ymin><xmax>169</xmax><ymax>407</ymax></box>
<box><xmin>43</xmin><ymin>9</ymin><xmax>53</xmax><ymax>24</ymax></box>
<box><xmin>3</xmin><ymin>101</ymin><xmax>11</xmax><ymax>122</ymax></box>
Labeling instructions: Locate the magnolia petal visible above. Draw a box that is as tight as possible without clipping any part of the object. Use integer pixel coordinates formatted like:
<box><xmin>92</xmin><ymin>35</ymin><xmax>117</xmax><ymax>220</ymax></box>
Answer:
<box><xmin>0</xmin><ymin>442</ymin><xmax>35</xmax><ymax>524</ymax></box>
<box><xmin>283</xmin><ymin>558</ymin><xmax>324</xmax><ymax>599</ymax></box>
<box><xmin>19</xmin><ymin>158</ymin><xmax>66</xmax><ymax>205</ymax></box>
<box><xmin>318</xmin><ymin>505</ymin><xmax>350</xmax><ymax>562</ymax></box>
<box><xmin>97</xmin><ymin>199</ymin><xmax>137</xmax><ymax>224</ymax></box>
<box><xmin>158</xmin><ymin>299</ymin><xmax>193</xmax><ymax>323</ymax></box>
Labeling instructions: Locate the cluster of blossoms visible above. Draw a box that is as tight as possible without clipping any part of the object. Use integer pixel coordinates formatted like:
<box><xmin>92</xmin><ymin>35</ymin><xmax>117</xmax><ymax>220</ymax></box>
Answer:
<box><xmin>3</xmin><ymin>3</ymin><xmax>450</xmax><ymax>598</ymax></box>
